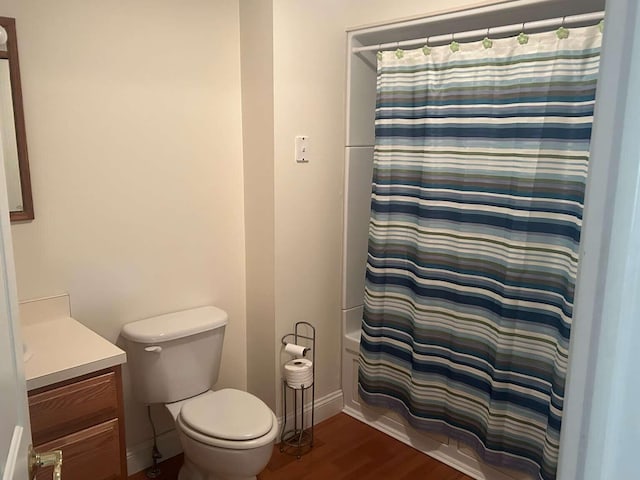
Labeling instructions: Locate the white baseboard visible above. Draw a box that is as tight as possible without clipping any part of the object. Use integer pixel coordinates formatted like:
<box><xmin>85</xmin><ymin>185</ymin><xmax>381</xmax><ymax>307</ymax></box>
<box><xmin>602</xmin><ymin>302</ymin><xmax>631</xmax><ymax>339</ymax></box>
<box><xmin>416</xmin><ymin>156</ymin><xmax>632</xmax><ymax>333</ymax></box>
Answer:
<box><xmin>277</xmin><ymin>389</ymin><xmax>344</xmax><ymax>439</ymax></box>
<box><xmin>127</xmin><ymin>389</ymin><xmax>344</xmax><ymax>475</ymax></box>
<box><xmin>127</xmin><ymin>428</ymin><xmax>182</xmax><ymax>475</ymax></box>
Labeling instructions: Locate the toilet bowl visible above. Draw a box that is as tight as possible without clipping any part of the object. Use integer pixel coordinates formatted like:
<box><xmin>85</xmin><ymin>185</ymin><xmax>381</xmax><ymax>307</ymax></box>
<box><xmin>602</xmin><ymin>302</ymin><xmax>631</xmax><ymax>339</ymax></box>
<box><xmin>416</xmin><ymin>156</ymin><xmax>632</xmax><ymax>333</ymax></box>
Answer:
<box><xmin>166</xmin><ymin>389</ymin><xmax>278</xmax><ymax>480</ymax></box>
<box><xmin>121</xmin><ymin>306</ymin><xmax>277</xmax><ymax>480</ymax></box>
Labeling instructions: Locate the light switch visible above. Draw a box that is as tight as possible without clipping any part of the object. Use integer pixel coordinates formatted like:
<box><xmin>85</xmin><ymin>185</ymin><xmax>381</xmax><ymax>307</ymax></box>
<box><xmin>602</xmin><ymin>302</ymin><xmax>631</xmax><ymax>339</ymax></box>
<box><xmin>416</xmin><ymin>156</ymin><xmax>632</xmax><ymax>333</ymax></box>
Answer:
<box><xmin>295</xmin><ymin>136</ymin><xmax>310</xmax><ymax>163</ymax></box>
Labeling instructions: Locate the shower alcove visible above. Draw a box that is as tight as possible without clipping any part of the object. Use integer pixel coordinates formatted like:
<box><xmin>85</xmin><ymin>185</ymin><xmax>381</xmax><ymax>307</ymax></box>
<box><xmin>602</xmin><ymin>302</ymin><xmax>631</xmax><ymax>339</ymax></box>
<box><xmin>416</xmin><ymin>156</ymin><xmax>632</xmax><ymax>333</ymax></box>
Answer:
<box><xmin>340</xmin><ymin>1</ymin><xmax>605</xmax><ymax>479</ymax></box>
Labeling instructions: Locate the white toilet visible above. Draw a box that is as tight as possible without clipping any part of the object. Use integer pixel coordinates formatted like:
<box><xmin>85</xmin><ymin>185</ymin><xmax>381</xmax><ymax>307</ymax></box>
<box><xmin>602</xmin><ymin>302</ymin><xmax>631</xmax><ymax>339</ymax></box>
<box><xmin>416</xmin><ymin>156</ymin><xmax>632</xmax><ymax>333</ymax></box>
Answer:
<box><xmin>121</xmin><ymin>306</ymin><xmax>278</xmax><ymax>480</ymax></box>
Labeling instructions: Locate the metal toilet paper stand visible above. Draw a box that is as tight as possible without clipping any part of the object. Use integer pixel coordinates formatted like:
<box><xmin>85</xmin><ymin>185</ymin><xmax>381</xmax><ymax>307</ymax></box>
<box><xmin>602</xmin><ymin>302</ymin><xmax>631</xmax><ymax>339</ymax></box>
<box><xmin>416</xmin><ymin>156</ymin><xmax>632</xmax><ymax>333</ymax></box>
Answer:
<box><xmin>280</xmin><ymin>321</ymin><xmax>316</xmax><ymax>459</ymax></box>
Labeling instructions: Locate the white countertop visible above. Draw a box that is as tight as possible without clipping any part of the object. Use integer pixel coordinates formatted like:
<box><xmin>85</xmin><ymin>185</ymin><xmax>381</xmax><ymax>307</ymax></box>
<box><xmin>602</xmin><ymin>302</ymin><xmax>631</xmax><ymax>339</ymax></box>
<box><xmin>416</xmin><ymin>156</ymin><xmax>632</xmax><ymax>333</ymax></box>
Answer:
<box><xmin>22</xmin><ymin>316</ymin><xmax>126</xmax><ymax>391</ymax></box>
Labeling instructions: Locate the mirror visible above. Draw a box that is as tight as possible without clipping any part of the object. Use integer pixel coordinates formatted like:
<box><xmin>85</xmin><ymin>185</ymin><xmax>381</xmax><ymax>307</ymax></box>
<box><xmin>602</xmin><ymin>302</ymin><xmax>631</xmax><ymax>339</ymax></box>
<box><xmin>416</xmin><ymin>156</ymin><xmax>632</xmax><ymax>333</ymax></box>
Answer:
<box><xmin>0</xmin><ymin>17</ymin><xmax>33</xmax><ymax>222</ymax></box>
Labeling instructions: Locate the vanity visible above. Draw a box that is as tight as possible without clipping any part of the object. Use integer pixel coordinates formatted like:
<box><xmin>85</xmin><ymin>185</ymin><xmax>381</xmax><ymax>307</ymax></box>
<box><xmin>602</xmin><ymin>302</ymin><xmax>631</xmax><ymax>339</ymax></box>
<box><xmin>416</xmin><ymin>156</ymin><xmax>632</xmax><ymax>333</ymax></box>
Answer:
<box><xmin>21</xmin><ymin>295</ymin><xmax>127</xmax><ymax>480</ymax></box>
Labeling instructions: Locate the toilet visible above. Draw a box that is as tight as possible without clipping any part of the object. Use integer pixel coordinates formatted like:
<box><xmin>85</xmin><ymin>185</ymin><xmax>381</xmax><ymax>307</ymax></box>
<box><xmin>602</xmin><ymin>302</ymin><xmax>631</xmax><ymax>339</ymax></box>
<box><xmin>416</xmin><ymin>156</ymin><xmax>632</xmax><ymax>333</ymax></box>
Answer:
<box><xmin>121</xmin><ymin>306</ymin><xmax>278</xmax><ymax>480</ymax></box>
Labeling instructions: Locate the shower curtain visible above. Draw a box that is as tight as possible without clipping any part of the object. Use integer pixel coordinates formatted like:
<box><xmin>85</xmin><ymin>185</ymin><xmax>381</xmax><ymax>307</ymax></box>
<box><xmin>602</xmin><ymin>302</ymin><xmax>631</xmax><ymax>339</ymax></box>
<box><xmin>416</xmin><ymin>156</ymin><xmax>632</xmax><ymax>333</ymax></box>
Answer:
<box><xmin>358</xmin><ymin>24</ymin><xmax>602</xmax><ymax>480</ymax></box>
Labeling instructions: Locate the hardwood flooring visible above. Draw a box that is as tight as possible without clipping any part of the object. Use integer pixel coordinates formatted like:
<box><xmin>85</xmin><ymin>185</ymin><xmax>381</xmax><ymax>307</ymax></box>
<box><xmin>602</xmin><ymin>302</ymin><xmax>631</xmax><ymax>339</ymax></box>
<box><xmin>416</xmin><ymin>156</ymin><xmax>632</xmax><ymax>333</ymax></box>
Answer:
<box><xmin>128</xmin><ymin>454</ymin><xmax>183</xmax><ymax>480</ymax></box>
<box><xmin>129</xmin><ymin>413</ymin><xmax>474</xmax><ymax>480</ymax></box>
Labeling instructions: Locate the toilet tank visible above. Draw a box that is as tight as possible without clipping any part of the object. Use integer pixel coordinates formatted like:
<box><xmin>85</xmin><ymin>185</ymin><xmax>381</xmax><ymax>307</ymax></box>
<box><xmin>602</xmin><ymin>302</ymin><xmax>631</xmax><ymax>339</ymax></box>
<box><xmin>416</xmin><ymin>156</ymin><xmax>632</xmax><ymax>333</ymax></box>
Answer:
<box><xmin>121</xmin><ymin>306</ymin><xmax>228</xmax><ymax>404</ymax></box>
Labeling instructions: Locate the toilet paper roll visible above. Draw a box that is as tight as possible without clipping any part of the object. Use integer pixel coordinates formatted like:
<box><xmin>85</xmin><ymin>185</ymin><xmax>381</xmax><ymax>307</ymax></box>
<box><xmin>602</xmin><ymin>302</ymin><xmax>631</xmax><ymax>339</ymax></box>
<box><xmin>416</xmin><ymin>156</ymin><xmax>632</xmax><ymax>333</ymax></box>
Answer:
<box><xmin>286</xmin><ymin>373</ymin><xmax>313</xmax><ymax>382</ymax></box>
<box><xmin>284</xmin><ymin>358</ymin><xmax>312</xmax><ymax>372</ymax></box>
<box><xmin>284</xmin><ymin>343</ymin><xmax>309</xmax><ymax>357</ymax></box>
<box><xmin>284</xmin><ymin>358</ymin><xmax>313</xmax><ymax>388</ymax></box>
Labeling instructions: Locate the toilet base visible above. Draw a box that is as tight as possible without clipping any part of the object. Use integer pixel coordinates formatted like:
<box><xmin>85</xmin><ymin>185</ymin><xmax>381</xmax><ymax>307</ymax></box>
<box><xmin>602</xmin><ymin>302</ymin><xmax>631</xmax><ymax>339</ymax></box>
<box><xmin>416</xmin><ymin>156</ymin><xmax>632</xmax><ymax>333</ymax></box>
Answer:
<box><xmin>176</xmin><ymin>418</ymin><xmax>275</xmax><ymax>480</ymax></box>
<box><xmin>178</xmin><ymin>459</ymin><xmax>257</xmax><ymax>480</ymax></box>
<box><xmin>171</xmin><ymin>395</ymin><xmax>277</xmax><ymax>480</ymax></box>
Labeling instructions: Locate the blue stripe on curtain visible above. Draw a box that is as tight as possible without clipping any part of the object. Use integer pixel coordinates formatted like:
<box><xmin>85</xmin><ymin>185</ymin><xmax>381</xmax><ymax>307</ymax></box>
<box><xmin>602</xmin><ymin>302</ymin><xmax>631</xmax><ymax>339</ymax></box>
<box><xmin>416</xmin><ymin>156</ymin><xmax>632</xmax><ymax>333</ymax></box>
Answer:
<box><xmin>358</xmin><ymin>25</ymin><xmax>602</xmax><ymax>480</ymax></box>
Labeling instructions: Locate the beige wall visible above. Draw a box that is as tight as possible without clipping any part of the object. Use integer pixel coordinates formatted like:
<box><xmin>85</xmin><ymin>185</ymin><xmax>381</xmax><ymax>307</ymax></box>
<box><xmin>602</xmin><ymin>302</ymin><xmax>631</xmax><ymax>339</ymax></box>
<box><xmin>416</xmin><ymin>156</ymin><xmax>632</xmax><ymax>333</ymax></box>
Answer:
<box><xmin>270</xmin><ymin>0</ymin><xmax>500</xmax><ymax>411</ymax></box>
<box><xmin>272</xmin><ymin>0</ymin><xmax>346</xmax><ymax>414</ymax></box>
<box><xmin>342</xmin><ymin>0</ymin><xmax>499</xmax><ymax>28</ymax></box>
<box><xmin>240</xmin><ymin>0</ymin><xmax>277</xmax><ymax>409</ymax></box>
<box><xmin>4</xmin><ymin>0</ymin><xmax>247</xmax><ymax>450</ymax></box>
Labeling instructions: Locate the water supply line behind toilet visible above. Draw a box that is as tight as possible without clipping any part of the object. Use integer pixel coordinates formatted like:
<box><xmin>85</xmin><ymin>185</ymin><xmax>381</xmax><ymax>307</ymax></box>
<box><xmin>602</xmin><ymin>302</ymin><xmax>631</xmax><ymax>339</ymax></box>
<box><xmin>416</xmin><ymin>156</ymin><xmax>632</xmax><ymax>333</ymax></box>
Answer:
<box><xmin>145</xmin><ymin>405</ymin><xmax>163</xmax><ymax>478</ymax></box>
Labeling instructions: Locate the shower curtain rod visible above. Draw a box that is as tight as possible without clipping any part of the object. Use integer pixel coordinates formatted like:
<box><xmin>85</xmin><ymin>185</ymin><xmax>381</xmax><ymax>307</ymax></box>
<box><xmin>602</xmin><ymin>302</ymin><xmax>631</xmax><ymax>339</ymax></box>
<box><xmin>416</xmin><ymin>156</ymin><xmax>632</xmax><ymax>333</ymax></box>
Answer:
<box><xmin>352</xmin><ymin>11</ymin><xmax>604</xmax><ymax>53</ymax></box>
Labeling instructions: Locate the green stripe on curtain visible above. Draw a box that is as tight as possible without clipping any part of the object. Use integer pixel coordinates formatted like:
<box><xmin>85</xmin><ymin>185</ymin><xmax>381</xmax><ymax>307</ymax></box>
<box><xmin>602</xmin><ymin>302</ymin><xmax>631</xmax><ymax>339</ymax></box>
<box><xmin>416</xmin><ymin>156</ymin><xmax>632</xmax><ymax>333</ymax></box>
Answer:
<box><xmin>358</xmin><ymin>25</ymin><xmax>602</xmax><ymax>480</ymax></box>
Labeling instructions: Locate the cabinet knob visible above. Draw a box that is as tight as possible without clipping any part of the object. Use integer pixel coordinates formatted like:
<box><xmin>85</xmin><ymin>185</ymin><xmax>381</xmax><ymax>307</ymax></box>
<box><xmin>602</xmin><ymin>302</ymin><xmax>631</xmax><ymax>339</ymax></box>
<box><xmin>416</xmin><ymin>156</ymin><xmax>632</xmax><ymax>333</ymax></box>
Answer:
<box><xmin>28</xmin><ymin>445</ymin><xmax>62</xmax><ymax>480</ymax></box>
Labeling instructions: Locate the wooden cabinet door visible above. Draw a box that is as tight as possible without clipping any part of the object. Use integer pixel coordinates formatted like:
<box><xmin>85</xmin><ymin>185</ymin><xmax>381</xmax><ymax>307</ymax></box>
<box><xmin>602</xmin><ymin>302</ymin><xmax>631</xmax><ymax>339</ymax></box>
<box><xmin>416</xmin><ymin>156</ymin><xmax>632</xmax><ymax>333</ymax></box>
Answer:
<box><xmin>28</xmin><ymin>371</ymin><xmax>119</xmax><ymax>446</ymax></box>
<box><xmin>35</xmin><ymin>419</ymin><xmax>121</xmax><ymax>480</ymax></box>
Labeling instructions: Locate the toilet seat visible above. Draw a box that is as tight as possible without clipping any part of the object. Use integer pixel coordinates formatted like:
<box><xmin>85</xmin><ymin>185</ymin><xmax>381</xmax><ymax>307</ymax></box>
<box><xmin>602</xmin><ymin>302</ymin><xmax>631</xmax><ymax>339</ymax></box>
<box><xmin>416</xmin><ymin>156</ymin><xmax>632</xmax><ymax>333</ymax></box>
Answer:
<box><xmin>181</xmin><ymin>388</ymin><xmax>273</xmax><ymax>441</ymax></box>
<box><xmin>176</xmin><ymin>389</ymin><xmax>279</xmax><ymax>450</ymax></box>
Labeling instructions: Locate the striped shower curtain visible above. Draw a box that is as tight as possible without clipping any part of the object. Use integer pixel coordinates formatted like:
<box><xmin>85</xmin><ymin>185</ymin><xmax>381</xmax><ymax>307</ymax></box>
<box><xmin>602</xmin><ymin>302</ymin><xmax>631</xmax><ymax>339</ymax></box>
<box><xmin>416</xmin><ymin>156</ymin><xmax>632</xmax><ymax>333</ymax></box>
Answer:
<box><xmin>358</xmin><ymin>25</ymin><xmax>602</xmax><ymax>480</ymax></box>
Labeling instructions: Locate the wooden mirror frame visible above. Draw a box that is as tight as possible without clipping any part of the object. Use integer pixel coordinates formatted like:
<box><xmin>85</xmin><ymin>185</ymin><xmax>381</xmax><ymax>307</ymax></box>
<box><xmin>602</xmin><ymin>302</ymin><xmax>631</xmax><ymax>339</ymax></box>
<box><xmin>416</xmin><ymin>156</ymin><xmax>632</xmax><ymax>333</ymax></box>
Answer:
<box><xmin>0</xmin><ymin>16</ymin><xmax>33</xmax><ymax>222</ymax></box>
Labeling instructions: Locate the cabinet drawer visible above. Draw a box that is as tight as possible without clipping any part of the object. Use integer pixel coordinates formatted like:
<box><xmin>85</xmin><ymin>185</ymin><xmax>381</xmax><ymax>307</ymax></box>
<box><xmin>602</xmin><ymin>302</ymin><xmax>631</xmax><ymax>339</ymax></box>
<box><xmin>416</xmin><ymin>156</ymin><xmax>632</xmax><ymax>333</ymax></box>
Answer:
<box><xmin>35</xmin><ymin>419</ymin><xmax>121</xmax><ymax>480</ymax></box>
<box><xmin>29</xmin><ymin>371</ymin><xmax>118</xmax><ymax>445</ymax></box>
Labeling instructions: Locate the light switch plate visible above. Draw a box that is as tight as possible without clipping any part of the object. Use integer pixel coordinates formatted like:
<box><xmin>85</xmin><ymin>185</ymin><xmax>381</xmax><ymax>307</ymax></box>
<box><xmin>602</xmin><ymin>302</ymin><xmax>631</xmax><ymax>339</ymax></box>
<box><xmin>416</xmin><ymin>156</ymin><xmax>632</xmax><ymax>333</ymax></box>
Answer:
<box><xmin>295</xmin><ymin>136</ymin><xmax>310</xmax><ymax>163</ymax></box>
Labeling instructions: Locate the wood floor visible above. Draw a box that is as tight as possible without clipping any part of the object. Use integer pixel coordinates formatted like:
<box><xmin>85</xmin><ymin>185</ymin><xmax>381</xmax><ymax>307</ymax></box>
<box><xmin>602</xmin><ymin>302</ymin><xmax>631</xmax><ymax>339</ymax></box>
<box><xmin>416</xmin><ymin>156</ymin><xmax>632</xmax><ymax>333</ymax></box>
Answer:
<box><xmin>129</xmin><ymin>413</ymin><xmax>474</xmax><ymax>480</ymax></box>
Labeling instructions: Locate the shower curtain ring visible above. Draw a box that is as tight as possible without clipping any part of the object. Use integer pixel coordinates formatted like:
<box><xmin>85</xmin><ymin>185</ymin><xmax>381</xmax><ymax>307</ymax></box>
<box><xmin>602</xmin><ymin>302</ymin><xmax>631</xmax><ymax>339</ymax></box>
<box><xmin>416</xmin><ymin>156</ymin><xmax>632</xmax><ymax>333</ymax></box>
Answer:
<box><xmin>422</xmin><ymin>36</ymin><xmax>432</xmax><ymax>56</ymax></box>
<box><xmin>394</xmin><ymin>41</ymin><xmax>404</xmax><ymax>59</ymax></box>
<box><xmin>483</xmin><ymin>27</ymin><xmax>493</xmax><ymax>49</ymax></box>
<box><xmin>557</xmin><ymin>16</ymin><xmax>570</xmax><ymax>39</ymax></box>
<box><xmin>450</xmin><ymin>33</ymin><xmax>460</xmax><ymax>52</ymax></box>
<box><xmin>518</xmin><ymin>23</ymin><xmax>529</xmax><ymax>45</ymax></box>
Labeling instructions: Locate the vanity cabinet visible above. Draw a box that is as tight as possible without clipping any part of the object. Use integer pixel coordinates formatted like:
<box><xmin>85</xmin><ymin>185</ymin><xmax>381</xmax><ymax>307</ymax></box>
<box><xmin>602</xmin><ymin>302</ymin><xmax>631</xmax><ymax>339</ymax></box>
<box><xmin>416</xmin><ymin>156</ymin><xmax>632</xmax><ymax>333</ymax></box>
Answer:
<box><xmin>27</xmin><ymin>366</ymin><xmax>127</xmax><ymax>480</ymax></box>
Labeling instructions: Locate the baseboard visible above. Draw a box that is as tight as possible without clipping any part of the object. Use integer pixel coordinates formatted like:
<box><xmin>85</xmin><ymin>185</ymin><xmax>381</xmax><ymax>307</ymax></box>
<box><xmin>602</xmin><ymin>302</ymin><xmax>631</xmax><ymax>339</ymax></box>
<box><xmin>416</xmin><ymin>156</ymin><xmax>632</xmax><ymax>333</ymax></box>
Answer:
<box><xmin>312</xmin><ymin>389</ymin><xmax>344</xmax><ymax>423</ymax></box>
<box><xmin>277</xmin><ymin>389</ymin><xmax>344</xmax><ymax>439</ymax></box>
<box><xmin>126</xmin><ymin>428</ymin><xmax>183</xmax><ymax>475</ymax></box>
<box><xmin>342</xmin><ymin>405</ymin><xmax>530</xmax><ymax>480</ymax></box>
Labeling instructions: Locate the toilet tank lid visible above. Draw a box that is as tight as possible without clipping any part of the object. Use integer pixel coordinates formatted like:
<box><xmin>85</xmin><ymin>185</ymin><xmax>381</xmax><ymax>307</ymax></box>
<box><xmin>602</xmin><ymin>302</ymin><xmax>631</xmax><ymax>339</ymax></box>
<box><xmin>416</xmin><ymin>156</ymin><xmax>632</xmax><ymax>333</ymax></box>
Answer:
<box><xmin>121</xmin><ymin>306</ymin><xmax>228</xmax><ymax>343</ymax></box>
